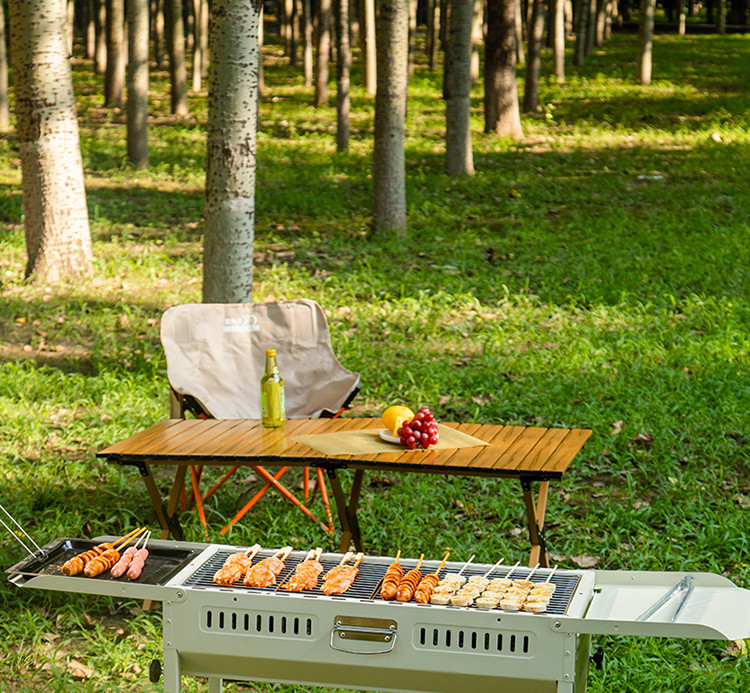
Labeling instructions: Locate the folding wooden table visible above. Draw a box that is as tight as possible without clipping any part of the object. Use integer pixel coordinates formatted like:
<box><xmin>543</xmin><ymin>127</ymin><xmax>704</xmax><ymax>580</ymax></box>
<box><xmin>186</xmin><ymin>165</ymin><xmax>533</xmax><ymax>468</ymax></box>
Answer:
<box><xmin>97</xmin><ymin>418</ymin><xmax>592</xmax><ymax>567</ymax></box>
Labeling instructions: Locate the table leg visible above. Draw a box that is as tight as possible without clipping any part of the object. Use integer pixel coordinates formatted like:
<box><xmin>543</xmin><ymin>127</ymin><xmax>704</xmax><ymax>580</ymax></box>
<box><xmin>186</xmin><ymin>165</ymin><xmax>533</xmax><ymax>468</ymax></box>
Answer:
<box><xmin>136</xmin><ymin>462</ymin><xmax>184</xmax><ymax>541</ymax></box>
<box><xmin>520</xmin><ymin>477</ymin><xmax>549</xmax><ymax>568</ymax></box>
<box><xmin>327</xmin><ymin>469</ymin><xmax>365</xmax><ymax>553</ymax></box>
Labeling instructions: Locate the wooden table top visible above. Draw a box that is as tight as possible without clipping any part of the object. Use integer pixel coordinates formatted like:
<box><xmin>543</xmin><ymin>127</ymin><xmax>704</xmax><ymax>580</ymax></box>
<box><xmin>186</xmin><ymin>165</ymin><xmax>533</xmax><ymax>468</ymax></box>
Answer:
<box><xmin>98</xmin><ymin>418</ymin><xmax>592</xmax><ymax>480</ymax></box>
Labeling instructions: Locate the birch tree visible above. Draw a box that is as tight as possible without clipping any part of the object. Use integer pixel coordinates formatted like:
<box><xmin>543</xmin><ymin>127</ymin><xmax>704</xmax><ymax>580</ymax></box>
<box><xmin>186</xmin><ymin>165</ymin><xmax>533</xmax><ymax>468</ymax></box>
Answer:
<box><xmin>484</xmin><ymin>0</ymin><xmax>523</xmax><ymax>139</ymax></box>
<box><xmin>8</xmin><ymin>0</ymin><xmax>93</xmax><ymax>282</ymax></box>
<box><xmin>0</xmin><ymin>3</ymin><xmax>9</xmax><ymax>130</ymax></box>
<box><xmin>105</xmin><ymin>0</ymin><xmax>125</xmax><ymax>107</ymax></box>
<box><xmin>315</xmin><ymin>0</ymin><xmax>332</xmax><ymax>106</ymax></box>
<box><xmin>372</xmin><ymin>0</ymin><xmax>408</xmax><ymax>234</ymax></box>
<box><xmin>127</xmin><ymin>0</ymin><xmax>150</xmax><ymax>167</ymax></box>
<box><xmin>445</xmin><ymin>0</ymin><xmax>474</xmax><ymax>176</ymax></box>
<box><xmin>167</xmin><ymin>0</ymin><xmax>189</xmax><ymax>115</ymax></box>
<box><xmin>203</xmin><ymin>0</ymin><xmax>262</xmax><ymax>303</ymax></box>
<box><xmin>335</xmin><ymin>0</ymin><xmax>351</xmax><ymax>151</ymax></box>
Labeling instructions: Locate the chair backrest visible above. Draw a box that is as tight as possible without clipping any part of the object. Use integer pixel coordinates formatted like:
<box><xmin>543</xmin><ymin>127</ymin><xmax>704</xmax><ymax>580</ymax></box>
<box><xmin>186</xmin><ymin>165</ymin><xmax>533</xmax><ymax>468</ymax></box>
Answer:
<box><xmin>160</xmin><ymin>299</ymin><xmax>360</xmax><ymax>419</ymax></box>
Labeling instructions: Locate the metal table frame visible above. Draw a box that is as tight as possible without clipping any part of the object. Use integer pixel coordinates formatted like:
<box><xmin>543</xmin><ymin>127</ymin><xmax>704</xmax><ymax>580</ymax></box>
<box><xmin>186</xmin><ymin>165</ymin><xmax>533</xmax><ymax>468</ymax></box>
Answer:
<box><xmin>97</xmin><ymin>418</ymin><xmax>591</xmax><ymax>567</ymax></box>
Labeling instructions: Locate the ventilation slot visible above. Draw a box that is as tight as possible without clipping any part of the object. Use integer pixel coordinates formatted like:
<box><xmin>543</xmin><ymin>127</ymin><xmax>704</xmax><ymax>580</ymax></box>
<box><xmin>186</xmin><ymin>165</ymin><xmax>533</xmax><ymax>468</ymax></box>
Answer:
<box><xmin>415</xmin><ymin>625</ymin><xmax>533</xmax><ymax>657</ymax></box>
<box><xmin>202</xmin><ymin>608</ymin><xmax>315</xmax><ymax>640</ymax></box>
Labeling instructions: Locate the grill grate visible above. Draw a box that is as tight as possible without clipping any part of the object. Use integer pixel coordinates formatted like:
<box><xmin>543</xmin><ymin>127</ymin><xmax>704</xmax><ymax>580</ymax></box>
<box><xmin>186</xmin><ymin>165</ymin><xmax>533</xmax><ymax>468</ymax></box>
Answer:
<box><xmin>182</xmin><ymin>550</ymin><xmax>580</xmax><ymax>615</ymax></box>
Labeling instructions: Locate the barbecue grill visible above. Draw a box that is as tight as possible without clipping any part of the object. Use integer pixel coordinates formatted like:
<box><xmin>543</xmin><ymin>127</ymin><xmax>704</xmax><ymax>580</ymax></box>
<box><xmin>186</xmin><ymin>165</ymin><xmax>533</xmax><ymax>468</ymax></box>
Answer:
<box><xmin>8</xmin><ymin>537</ymin><xmax>750</xmax><ymax>693</ymax></box>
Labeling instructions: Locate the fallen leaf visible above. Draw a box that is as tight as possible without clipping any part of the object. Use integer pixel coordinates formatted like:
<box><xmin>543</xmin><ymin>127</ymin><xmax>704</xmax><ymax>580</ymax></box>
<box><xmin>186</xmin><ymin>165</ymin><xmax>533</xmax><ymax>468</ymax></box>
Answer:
<box><xmin>611</xmin><ymin>420</ymin><xmax>623</xmax><ymax>436</ymax></box>
<box><xmin>628</xmin><ymin>432</ymin><xmax>654</xmax><ymax>450</ymax></box>
<box><xmin>68</xmin><ymin>659</ymin><xmax>93</xmax><ymax>679</ymax></box>
<box><xmin>570</xmin><ymin>554</ymin><xmax>600</xmax><ymax>568</ymax></box>
<box><xmin>511</xmin><ymin>527</ymin><xmax>525</xmax><ymax>537</ymax></box>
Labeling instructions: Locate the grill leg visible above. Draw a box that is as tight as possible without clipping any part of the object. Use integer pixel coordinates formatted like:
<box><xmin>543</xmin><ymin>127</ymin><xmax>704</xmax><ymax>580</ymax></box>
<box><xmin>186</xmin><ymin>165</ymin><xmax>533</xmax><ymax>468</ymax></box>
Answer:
<box><xmin>162</xmin><ymin>646</ymin><xmax>181</xmax><ymax>693</ymax></box>
<box><xmin>208</xmin><ymin>677</ymin><xmax>223</xmax><ymax>693</ymax></box>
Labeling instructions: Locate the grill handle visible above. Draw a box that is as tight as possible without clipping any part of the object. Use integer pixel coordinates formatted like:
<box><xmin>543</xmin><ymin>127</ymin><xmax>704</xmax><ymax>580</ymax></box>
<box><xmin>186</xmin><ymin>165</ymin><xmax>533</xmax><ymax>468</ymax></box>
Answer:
<box><xmin>330</xmin><ymin>616</ymin><xmax>398</xmax><ymax>655</ymax></box>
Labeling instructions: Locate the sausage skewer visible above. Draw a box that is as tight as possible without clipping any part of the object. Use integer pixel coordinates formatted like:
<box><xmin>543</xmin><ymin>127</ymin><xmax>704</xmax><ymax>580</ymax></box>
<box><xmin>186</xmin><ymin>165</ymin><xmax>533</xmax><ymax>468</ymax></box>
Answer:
<box><xmin>60</xmin><ymin>527</ymin><xmax>145</xmax><ymax>577</ymax></box>
<box><xmin>396</xmin><ymin>553</ymin><xmax>425</xmax><ymax>602</ymax></box>
<box><xmin>414</xmin><ymin>551</ymin><xmax>450</xmax><ymax>604</ymax></box>
<box><xmin>213</xmin><ymin>543</ymin><xmax>261</xmax><ymax>586</ymax></box>
<box><xmin>110</xmin><ymin>531</ymin><xmax>150</xmax><ymax>578</ymax></box>
<box><xmin>126</xmin><ymin>531</ymin><xmax>153</xmax><ymax>580</ymax></box>
<box><xmin>379</xmin><ymin>550</ymin><xmax>403</xmax><ymax>601</ymax></box>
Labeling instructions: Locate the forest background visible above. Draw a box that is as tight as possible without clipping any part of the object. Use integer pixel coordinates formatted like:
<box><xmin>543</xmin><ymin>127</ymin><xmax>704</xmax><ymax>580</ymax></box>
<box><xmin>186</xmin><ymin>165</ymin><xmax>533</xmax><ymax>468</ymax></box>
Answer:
<box><xmin>1</xmin><ymin>1</ymin><xmax>750</xmax><ymax>692</ymax></box>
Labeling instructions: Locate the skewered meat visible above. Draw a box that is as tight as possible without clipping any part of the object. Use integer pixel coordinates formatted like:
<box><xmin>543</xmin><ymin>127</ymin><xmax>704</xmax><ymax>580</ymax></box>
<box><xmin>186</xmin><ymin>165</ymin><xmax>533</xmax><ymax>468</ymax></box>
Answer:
<box><xmin>83</xmin><ymin>548</ymin><xmax>121</xmax><ymax>577</ymax></box>
<box><xmin>380</xmin><ymin>561</ymin><xmax>404</xmax><ymax>601</ymax></box>
<box><xmin>213</xmin><ymin>544</ymin><xmax>260</xmax><ymax>586</ymax></box>
<box><xmin>110</xmin><ymin>546</ymin><xmax>138</xmax><ymax>578</ymax></box>
<box><xmin>243</xmin><ymin>547</ymin><xmax>292</xmax><ymax>588</ymax></box>
<box><xmin>321</xmin><ymin>553</ymin><xmax>363</xmax><ymax>595</ymax></box>
<box><xmin>396</xmin><ymin>566</ymin><xmax>422</xmax><ymax>602</ymax></box>
<box><xmin>61</xmin><ymin>543</ymin><xmax>114</xmax><ymax>576</ymax></box>
<box><xmin>414</xmin><ymin>573</ymin><xmax>440</xmax><ymax>604</ymax></box>
<box><xmin>279</xmin><ymin>549</ymin><xmax>324</xmax><ymax>592</ymax></box>
<box><xmin>127</xmin><ymin>546</ymin><xmax>150</xmax><ymax>580</ymax></box>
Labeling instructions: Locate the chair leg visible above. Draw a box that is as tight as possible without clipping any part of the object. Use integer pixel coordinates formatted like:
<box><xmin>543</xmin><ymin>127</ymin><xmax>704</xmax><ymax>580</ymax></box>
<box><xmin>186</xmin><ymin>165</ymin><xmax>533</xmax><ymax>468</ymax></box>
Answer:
<box><xmin>189</xmin><ymin>465</ymin><xmax>209</xmax><ymax>539</ymax></box>
<box><xmin>220</xmin><ymin>466</ymin><xmax>291</xmax><ymax>535</ymax></box>
<box><xmin>316</xmin><ymin>467</ymin><xmax>335</xmax><ymax>530</ymax></box>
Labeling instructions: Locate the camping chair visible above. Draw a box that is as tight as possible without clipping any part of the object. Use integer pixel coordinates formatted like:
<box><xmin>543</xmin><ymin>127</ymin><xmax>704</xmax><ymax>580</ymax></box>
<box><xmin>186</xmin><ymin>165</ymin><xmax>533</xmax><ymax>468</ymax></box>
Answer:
<box><xmin>160</xmin><ymin>299</ymin><xmax>360</xmax><ymax>537</ymax></box>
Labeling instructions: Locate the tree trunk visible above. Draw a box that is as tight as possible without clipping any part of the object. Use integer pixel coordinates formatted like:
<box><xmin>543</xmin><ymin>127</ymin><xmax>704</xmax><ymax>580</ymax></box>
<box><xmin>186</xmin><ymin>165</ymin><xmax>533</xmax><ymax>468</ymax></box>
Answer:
<box><xmin>574</xmin><ymin>0</ymin><xmax>588</xmax><ymax>66</ymax></box>
<box><xmin>335</xmin><ymin>0</ymin><xmax>351</xmax><ymax>151</ymax></box>
<box><xmin>585</xmin><ymin>0</ymin><xmax>596</xmax><ymax>54</ymax></box>
<box><xmin>67</xmin><ymin>0</ymin><xmax>75</xmax><ymax>56</ymax></box>
<box><xmin>717</xmin><ymin>0</ymin><xmax>726</xmax><ymax>34</ymax></box>
<box><xmin>407</xmin><ymin>0</ymin><xmax>418</xmax><ymax>77</ymax></box>
<box><xmin>105</xmin><ymin>0</ymin><xmax>125</xmax><ymax>107</ymax></box>
<box><xmin>522</xmin><ymin>0</ymin><xmax>547</xmax><ymax>113</ymax></box>
<box><xmin>85</xmin><ymin>0</ymin><xmax>97</xmax><ymax>61</ymax></box>
<box><xmin>678</xmin><ymin>2</ymin><xmax>687</xmax><ymax>35</ymax></box>
<box><xmin>470</xmin><ymin>0</ymin><xmax>483</xmax><ymax>84</ymax></box>
<box><xmin>8</xmin><ymin>0</ymin><xmax>93</xmax><ymax>282</ymax></box>
<box><xmin>315</xmin><ymin>0</ymin><xmax>332</xmax><ymax>106</ymax></box>
<box><xmin>637</xmin><ymin>0</ymin><xmax>655</xmax><ymax>85</ymax></box>
<box><xmin>0</xmin><ymin>1</ymin><xmax>9</xmax><ymax>130</ymax></box>
<box><xmin>426</xmin><ymin>0</ymin><xmax>440</xmax><ymax>70</ymax></box>
<box><xmin>153</xmin><ymin>0</ymin><xmax>165</xmax><ymax>69</ymax></box>
<box><xmin>445</xmin><ymin>0</ymin><xmax>474</xmax><ymax>176</ymax></box>
<box><xmin>372</xmin><ymin>0</ymin><xmax>408</xmax><ymax>234</ymax></box>
<box><xmin>302</xmin><ymin>0</ymin><xmax>313</xmax><ymax>86</ymax></box>
<box><xmin>203</xmin><ymin>0</ymin><xmax>261</xmax><ymax>303</ymax></box>
<box><xmin>127</xmin><ymin>0</ymin><xmax>149</xmax><ymax>167</ymax></box>
<box><xmin>166</xmin><ymin>0</ymin><xmax>189</xmax><ymax>114</ymax></box>
<box><xmin>514</xmin><ymin>0</ymin><xmax>525</xmax><ymax>64</ymax></box>
<box><xmin>192</xmin><ymin>0</ymin><xmax>205</xmax><ymax>91</ymax></box>
<box><xmin>96</xmin><ymin>0</ymin><xmax>107</xmax><ymax>73</ymax></box>
<box><xmin>362</xmin><ymin>0</ymin><xmax>377</xmax><ymax>95</ymax></box>
<box><xmin>551</xmin><ymin>0</ymin><xmax>565</xmax><ymax>83</ymax></box>
<box><xmin>484</xmin><ymin>0</ymin><xmax>523</xmax><ymax>139</ymax></box>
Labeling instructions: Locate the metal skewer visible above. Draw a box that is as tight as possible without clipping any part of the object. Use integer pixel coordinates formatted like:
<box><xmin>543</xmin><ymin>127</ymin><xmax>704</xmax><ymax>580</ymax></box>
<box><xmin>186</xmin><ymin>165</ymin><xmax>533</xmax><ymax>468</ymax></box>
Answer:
<box><xmin>0</xmin><ymin>501</ymin><xmax>45</xmax><ymax>557</ymax></box>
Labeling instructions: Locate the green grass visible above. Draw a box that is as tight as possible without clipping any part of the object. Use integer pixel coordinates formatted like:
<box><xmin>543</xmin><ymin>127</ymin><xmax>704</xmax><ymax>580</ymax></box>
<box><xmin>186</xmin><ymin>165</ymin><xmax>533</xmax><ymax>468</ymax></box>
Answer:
<box><xmin>1</xmin><ymin>28</ymin><xmax>749</xmax><ymax>692</ymax></box>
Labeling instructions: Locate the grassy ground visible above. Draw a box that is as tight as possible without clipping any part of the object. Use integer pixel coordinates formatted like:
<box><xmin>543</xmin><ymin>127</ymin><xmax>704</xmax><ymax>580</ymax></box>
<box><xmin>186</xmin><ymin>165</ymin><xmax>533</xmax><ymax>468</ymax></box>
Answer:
<box><xmin>1</xmin><ymin>28</ymin><xmax>749</xmax><ymax>693</ymax></box>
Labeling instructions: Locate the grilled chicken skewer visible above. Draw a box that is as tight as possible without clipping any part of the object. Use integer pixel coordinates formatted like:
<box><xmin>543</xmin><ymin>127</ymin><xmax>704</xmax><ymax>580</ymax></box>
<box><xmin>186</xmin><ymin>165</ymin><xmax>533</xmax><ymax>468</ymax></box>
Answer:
<box><xmin>379</xmin><ymin>550</ymin><xmax>403</xmax><ymax>601</ymax></box>
<box><xmin>321</xmin><ymin>552</ymin><xmax>363</xmax><ymax>595</ymax></box>
<box><xmin>60</xmin><ymin>527</ymin><xmax>144</xmax><ymax>577</ymax></box>
<box><xmin>243</xmin><ymin>547</ymin><xmax>293</xmax><ymax>588</ymax></box>
<box><xmin>279</xmin><ymin>548</ymin><xmax>324</xmax><ymax>591</ymax></box>
<box><xmin>414</xmin><ymin>552</ymin><xmax>450</xmax><ymax>604</ymax></box>
<box><xmin>213</xmin><ymin>543</ymin><xmax>261</xmax><ymax>586</ymax></box>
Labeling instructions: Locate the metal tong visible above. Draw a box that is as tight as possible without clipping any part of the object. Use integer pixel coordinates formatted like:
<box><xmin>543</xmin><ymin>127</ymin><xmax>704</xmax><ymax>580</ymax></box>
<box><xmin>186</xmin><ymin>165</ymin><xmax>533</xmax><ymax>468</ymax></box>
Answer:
<box><xmin>636</xmin><ymin>575</ymin><xmax>694</xmax><ymax>623</ymax></box>
<box><xmin>0</xmin><ymin>501</ymin><xmax>46</xmax><ymax>557</ymax></box>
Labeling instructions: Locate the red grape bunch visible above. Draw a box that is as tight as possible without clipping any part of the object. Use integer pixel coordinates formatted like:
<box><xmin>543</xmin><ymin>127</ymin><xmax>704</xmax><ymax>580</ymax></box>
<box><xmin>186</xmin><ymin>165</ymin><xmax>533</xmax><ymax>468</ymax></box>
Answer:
<box><xmin>397</xmin><ymin>408</ymin><xmax>439</xmax><ymax>449</ymax></box>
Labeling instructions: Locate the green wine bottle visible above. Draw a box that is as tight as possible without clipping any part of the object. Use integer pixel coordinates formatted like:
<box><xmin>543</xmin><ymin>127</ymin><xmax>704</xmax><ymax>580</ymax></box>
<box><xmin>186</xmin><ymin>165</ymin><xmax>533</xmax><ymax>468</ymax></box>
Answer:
<box><xmin>260</xmin><ymin>349</ymin><xmax>285</xmax><ymax>428</ymax></box>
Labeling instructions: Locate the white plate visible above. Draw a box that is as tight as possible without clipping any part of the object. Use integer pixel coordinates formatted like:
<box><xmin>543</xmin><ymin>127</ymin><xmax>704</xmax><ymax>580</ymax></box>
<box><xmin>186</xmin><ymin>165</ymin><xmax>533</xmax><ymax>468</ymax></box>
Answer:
<box><xmin>379</xmin><ymin>429</ymin><xmax>402</xmax><ymax>444</ymax></box>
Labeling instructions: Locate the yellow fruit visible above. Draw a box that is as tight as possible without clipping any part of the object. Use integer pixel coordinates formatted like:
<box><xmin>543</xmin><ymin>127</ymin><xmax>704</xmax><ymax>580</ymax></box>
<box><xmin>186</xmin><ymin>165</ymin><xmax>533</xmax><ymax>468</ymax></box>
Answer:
<box><xmin>382</xmin><ymin>405</ymin><xmax>414</xmax><ymax>434</ymax></box>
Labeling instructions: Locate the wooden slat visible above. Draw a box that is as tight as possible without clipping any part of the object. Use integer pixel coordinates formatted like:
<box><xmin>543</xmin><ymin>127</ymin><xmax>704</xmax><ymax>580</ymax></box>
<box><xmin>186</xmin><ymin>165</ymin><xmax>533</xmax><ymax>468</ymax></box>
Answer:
<box><xmin>518</xmin><ymin>428</ymin><xmax>572</xmax><ymax>472</ymax></box>
<box><xmin>97</xmin><ymin>419</ymin><xmax>181</xmax><ymax>456</ymax></box>
<box><xmin>121</xmin><ymin>418</ymin><xmax>214</xmax><ymax>457</ymax></box>
<box><xmin>541</xmin><ymin>428</ymin><xmax>593</xmax><ymax>474</ymax></box>
<box><xmin>460</xmin><ymin>425</ymin><xmax>528</xmax><ymax>470</ymax></box>
<box><xmin>166</xmin><ymin>419</ymin><xmax>249</xmax><ymax>456</ymax></box>
<box><xmin>490</xmin><ymin>427</ymin><xmax>549</xmax><ymax>471</ymax></box>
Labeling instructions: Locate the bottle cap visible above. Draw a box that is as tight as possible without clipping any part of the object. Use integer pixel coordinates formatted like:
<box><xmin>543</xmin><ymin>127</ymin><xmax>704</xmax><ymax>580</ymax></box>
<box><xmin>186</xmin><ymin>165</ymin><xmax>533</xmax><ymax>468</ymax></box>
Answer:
<box><xmin>265</xmin><ymin>349</ymin><xmax>276</xmax><ymax>357</ymax></box>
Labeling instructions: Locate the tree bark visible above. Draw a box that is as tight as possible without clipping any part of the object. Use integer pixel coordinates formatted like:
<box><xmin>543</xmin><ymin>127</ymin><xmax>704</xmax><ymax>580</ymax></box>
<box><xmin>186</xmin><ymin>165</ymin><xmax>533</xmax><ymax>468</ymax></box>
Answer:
<box><xmin>105</xmin><ymin>0</ymin><xmax>125</xmax><ymax>107</ymax></box>
<box><xmin>445</xmin><ymin>0</ymin><xmax>474</xmax><ymax>176</ymax></box>
<box><xmin>203</xmin><ymin>0</ymin><xmax>262</xmax><ymax>303</ymax></box>
<box><xmin>717</xmin><ymin>0</ymin><xmax>726</xmax><ymax>34</ymax></box>
<box><xmin>192</xmin><ymin>0</ymin><xmax>205</xmax><ymax>91</ymax></box>
<box><xmin>85</xmin><ymin>0</ymin><xmax>97</xmax><ymax>61</ymax></box>
<box><xmin>372</xmin><ymin>0</ymin><xmax>408</xmax><ymax>234</ymax></box>
<box><xmin>127</xmin><ymin>0</ymin><xmax>150</xmax><ymax>167</ymax></box>
<box><xmin>514</xmin><ymin>0</ymin><xmax>525</xmax><ymax>64</ymax></box>
<box><xmin>551</xmin><ymin>0</ymin><xmax>565</xmax><ymax>83</ymax></box>
<box><xmin>522</xmin><ymin>0</ymin><xmax>547</xmax><ymax>113</ymax></box>
<box><xmin>484</xmin><ymin>0</ymin><xmax>523</xmax><ymax>139</ymax></box>
<box><xmin>335</xmin><ymin>0</ymin><xmax>351</xmax><ymax>151</ymax></box>
<box><xmin>315</xmin><ymin>0</ymin><xmax>332</xmax><ymax>106</ymax></box>
<box><xmin>153</xmin><ymin>0</ymin><xmax>165</xmax><ymax>69</ymax></box>
<box><xmin>470</xmin><ymin>0</ymin><xmax>484</xmax><ymax>84</ymax></box>
<box><xmin>574</xmin><ymin>0</ymin><xmax>588</xmax><ymax>66</ymax></box>
<box><xmin>167</xmin><ymin>0</ymin><xmax>189</xmax><ymax>114</ymax></box>
<box><xmin>0</xmin><ymin>1</ymin><xmax>9</xmax><ymax>130</ymax></box>
<box><xmin>96</xmin><ymin>0</ymin><xmax>107</xmax><ymax>73</ymax></box>
<box><xmin>637</xmin><ymin>0</ymin><xmax>655</xmax><ymax>85</ymax></box>
<box><xmin>426</xmin><ymin>0</ymin><xmax>440</xmax><ymax>70</ymax></box>
<box><xmin>302</xmin><ymin>0</ymin><xmax>314</xmax><ymax>86</ymax></box>
<box><xmin>408</xmin><ymin>0</ymin><xmax>418</xmax><ymax>77</ymax></box>
<box><xmin>8</xmin><ymin>0</ymin><xmax>93</xmax><ymax>282</ymax></box>
<box><xmin>362</xmin><ymin>0</ymin><xmax>377</xmax><ymax>95</ymax></box>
